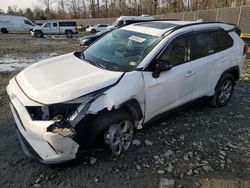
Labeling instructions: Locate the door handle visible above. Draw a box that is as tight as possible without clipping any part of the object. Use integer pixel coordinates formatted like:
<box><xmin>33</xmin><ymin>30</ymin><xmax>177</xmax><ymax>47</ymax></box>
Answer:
<box><xmin>185</xmin><ymin>70</ymin><xmax>196</xmax><ymax>77</ymax></box>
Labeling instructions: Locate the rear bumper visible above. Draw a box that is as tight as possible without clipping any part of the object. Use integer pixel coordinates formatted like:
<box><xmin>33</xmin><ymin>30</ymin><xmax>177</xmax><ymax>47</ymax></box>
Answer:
<box><xmin>7</xmin><ymin>81</ymin><xmax>79</xmax><ymax>164</ymax></box>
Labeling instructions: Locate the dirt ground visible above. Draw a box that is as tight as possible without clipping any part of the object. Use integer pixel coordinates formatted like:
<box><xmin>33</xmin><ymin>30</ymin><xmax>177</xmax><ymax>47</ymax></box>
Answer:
<box><xmin>1</xmin><ymin>34</ymin><xmax>250</xmax><ymax>188</ymax></box>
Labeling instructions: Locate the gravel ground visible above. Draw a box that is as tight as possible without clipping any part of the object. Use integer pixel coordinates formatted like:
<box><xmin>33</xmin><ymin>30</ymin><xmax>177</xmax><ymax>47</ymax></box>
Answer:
<box><xmin>0</xmin><ymin>34</ymin><xmax>250</xmax><ymax>188</ymax></box>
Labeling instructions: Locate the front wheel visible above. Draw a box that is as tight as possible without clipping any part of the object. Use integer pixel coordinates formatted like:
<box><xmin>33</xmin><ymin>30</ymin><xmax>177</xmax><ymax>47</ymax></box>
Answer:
<box><xmin>210</xmin><ymin>74</ymin><xmax>235</xmax><ymax>107</ymax></box>
<box><xmin>104</xmin><ymin>119</ymin><xmax>134</xmax><ymax>156</ymax></box>
<box><xmin>35</xmin><ymin>30</ymin><xmax>43</xmax><ymax>38</ymax></box>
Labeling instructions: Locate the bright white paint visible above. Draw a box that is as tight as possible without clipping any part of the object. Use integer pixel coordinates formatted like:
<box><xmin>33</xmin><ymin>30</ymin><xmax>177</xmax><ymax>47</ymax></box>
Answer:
<box><xmin>108</xmin><ymin>15</ymin><xmax>155</xmax><ymax>29</ymax></box>
<box><xmin>30</xmin><ymin>21</ymin><xmax>78</xmax><ymax>36</ymax></box>
<box><xmin>0</xmin><ymin>15</ymin><xmax>35</xmax><ymax>33</ymax></box>
<box><xmin>86</xmin><ymin>24</ymin><xmax>109</xmax><ymax>33</ymax></box>
<box><xmin>16</xmin><ymin>52</ymin><xmax>124</xmax><ymax>104</ymax></box>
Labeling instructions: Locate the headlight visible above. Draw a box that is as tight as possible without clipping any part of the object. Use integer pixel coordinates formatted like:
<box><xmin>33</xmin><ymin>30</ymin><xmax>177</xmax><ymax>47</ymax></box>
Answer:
<box><xmin>26</xmin><ymin>91</ymin><xmax>103</xmax><ymax>122</ymax></box>
<box><xmin>66</xmin><ymin>93</ymin><xmax>100</xmax><ymax>126</ymax></box>
<box><xmin>27</xmin><ymin>103</ymin><xmax>80</xmax><ymax>121</ymax></box>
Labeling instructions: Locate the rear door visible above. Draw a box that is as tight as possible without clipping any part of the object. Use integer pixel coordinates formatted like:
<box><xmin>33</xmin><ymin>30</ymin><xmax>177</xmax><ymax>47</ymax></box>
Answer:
<box><xmin>191</xmin><ymin>28</ymin><xmax>234</xmax><ymax>99</ymax></box>
<box><xmin>51</xmin><ymin>22</ymin><xmax>59</xmax><ymax>34</ymax></box>
<box><xmin>143</xmin><ymin>32</ymin><xmax>197</xmax><ymax>121</ymax></box>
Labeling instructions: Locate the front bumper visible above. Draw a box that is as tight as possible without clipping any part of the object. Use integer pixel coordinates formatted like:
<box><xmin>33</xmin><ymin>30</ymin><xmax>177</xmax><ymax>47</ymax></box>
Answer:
<box><xmin>7</xmin><ymin>81</ymin><xmax>79</xmax><ymax>164</ymax></box>
<box><xmin>30</xmin><ymin>30</ymin><xmax>35</xmax><ymax>37</ymax></box>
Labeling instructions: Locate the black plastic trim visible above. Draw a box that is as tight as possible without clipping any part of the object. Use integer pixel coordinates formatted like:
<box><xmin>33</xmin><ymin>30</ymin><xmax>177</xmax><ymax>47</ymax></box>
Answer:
<box><xmin>144</xmin><ymin>96</ymin><xmax>210</xmax><ymax>126</ymax></box>
<box><xmin>120</xmin><ymin>99</ymin><xmax>143</xmax><ymax>121</ymax></box>
<box><xmin>162</xmin><ymin>21</ymin><xmax>238</xmax><ymax>36</ymax></box>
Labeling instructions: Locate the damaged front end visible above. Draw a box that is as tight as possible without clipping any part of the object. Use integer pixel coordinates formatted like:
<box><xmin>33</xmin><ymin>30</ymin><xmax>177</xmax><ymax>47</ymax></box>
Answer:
<box><xmin>7</xmin><ymin>80</ymin><xmax>105</xmax><ymax>164</ymax></box>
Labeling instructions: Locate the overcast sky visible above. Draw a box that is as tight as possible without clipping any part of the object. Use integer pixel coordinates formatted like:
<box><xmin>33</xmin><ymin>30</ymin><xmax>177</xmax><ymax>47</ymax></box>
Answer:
<box><xmin>0</xmin><ymin>0</ymin><xmax>37</xmax><ymax>11</ymax></box>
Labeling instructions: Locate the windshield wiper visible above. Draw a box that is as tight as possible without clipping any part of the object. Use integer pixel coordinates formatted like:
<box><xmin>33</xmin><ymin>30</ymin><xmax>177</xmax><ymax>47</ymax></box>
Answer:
<box><xmin>82</xmin><ymin>53</ymin><xmax>107</xmax><ymax>70</ymax></box>
<box><xmin>94</xmin><ymin>62</ymin><xmax>107</xmax><ymax>69</ymax></box>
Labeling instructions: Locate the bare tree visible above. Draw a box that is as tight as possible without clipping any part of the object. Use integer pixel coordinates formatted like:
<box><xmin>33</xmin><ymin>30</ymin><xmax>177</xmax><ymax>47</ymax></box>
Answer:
<box><xmin>66</xmin><ymin>0</ymin><xmax>82</xmax><ymax>18</ymax></box>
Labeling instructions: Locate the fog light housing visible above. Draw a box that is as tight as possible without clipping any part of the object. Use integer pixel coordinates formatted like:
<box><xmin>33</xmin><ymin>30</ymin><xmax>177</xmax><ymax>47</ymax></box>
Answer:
<box><xmin>47</xmin><ymin>116</ymin><xmax>76</xmax><ymax>138</ymax></box>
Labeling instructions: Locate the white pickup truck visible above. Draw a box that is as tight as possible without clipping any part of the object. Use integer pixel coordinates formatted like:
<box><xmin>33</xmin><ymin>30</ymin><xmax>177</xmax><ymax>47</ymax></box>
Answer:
<box><xmin>30</xmin><ymin>21</ymin><xmax>78</xmax><ymax>38</ymax></box>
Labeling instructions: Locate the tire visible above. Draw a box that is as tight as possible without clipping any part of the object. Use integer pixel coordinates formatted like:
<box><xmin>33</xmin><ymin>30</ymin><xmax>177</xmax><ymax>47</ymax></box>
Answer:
<box><xmin>1</xmin><ymin>28</ymin><xmax>8</xmax><ymax>34</ymax></box>
<box><xmin>65</xmin><ymin>30</ymin><xmax>73</xmax><ymax>38</ymax></box>
<box><xmin>91</xmin><ymin>29</ymin><xmax>96</xmax><ymax>33</ymax></box>
<box><xmin>75</xmin><ymin>110</ymin><xmax>134</xmax><ymax>156</ymax></box>
<box><xmin>35</xmin><ymin>30</ymin><xmax>43</xmax><ymax>38</ymax></box>
<box><xmin>210</xmin><ymin>73</ymin><xmax>235</xmax><ymax>107</ymax></box>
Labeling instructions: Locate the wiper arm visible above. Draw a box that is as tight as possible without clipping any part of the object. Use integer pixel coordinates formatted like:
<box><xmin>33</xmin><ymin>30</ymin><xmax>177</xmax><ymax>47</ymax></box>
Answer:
<box><xmin>81</xmin><ymin>53</ymin><xmax>107</xmax><ymax>69</ymax></box>
<box><xmin>81</xmin><ymin>52</ymin><xmax>85</xmax><ymax>60</ymax></box>
<box><xmin>94</xmin><ymin>62</ymin><xmax>107</xmax><ymax>69</ymax></box>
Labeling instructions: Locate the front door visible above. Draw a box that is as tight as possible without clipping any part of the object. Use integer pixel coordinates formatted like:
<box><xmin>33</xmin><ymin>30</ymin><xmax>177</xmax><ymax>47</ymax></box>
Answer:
<box><xmin>143</xmin><ymin>33</ymin><xmax>197</xmax><ymax>122</ymax></box>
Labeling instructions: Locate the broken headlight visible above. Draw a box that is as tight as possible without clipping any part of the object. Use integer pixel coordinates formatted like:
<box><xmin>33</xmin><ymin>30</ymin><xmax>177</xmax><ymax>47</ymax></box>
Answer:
<box><xmin>27</xmin><ymin>92</ymin><xmax>102</xmax><ymax>122</ymax></box>
<box><xmin>27</xmin><ymin>103</ymin><xmax>81</xmax><ymax>121</ymax></box>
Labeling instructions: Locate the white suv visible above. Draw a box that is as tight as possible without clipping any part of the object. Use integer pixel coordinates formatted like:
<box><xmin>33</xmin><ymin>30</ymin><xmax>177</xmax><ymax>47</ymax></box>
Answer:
<box><xmin>86</xmin><ymin>24</ymin><xmax>109</xmax><ymax>33</ymax></box>
<box><xmin>7</xmin><ymin>21</ymin><xmax>247</xmax><ymax>164</ymax></box>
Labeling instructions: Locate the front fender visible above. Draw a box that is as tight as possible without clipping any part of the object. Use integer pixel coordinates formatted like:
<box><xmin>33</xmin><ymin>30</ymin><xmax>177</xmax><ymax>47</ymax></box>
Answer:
<box><xmin>88</xmin><ymin>71</ymin><xmax>145</xmax><ymax>127</ymax></box>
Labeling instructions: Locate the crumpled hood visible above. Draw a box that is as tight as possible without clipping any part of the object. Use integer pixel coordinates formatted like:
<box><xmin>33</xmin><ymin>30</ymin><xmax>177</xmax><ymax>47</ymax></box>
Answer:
<box><xmin>16</xmin><ymin>52</ymin><xmax>123</xmax><ymax>104</ymax></box>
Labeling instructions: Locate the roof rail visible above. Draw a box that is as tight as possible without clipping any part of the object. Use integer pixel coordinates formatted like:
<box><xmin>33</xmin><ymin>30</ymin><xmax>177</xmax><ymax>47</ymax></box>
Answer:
<box><xmin>162</xmin><ymin>21</ymin><xmax>238</xmax><ymax>36</ymax></box>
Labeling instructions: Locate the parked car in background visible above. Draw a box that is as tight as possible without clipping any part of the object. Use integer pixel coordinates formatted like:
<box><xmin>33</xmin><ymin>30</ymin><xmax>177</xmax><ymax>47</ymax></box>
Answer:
<box><xmin>77</xmin><ymin>24</ymin><xmax>91</xmax><ymax>32</ymax></box>
<box><xmin>86</xmin><ymin>24</ymin><xmax>109</xmax><ymax>33</ymax></box>
<box><xmin>30</xmin><ymin>21</ymin><xmax>78</xmax><ymax>38</ymax></box>
<box><xmin>0</xmin><ymin>15</ymin><xmax>36</xmax><ymax>33</ymax></box>
<box><xmin>7</xmin><ymin>21</ymin><xmax>246</xmax><ymax>164</ymax></box>
<box><xmin>79</xmin><ymin>29</ymin><xmax>112</xmax><ymax>47</ymax></box>
<box><xmin>108</xmin><ymin>15</ymin><xmax>154</xmax><ymax>29</ymax></box>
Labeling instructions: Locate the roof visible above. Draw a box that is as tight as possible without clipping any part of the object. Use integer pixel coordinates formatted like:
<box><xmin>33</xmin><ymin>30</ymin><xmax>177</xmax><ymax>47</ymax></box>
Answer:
<box><xmin>122</xmin><ymin>21</ymin><xmax>196</xmax><ymax>36</ymax></box>
<box><xmin>117</xmin><ymin>15</ymin><xmax>154</xmax><ymax>21</ymax></box>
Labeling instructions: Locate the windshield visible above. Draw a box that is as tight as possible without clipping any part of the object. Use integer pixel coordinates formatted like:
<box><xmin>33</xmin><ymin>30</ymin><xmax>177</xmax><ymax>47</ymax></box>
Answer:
<box><xmin>42</xmin><ymin>23</ymin><xmax>51</xmax><ymax>27</ymax></box>
<box><xmin>112</xmin><ymin>20</ymin><xmax>119</xmax><ymax>26</ymax></box>
<box><xmin>82</xmin><ymin>29</ymin><xmax>161</xmax><ymax>72</ymax></box>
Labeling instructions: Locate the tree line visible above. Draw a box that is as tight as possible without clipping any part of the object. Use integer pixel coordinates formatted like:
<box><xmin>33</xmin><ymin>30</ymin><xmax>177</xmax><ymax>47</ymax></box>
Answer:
<box><xmin>0</xmin><ymin>0</ymin><xmax>249</xmax><ymax>21</ymax></box>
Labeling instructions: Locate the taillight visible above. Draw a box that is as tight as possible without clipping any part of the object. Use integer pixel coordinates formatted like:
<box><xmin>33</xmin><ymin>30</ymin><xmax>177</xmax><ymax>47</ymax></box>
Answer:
<box><xmin>244</xmin><ymin>44</ymin><xmax>248</xmax><ymax>55</ymax></box>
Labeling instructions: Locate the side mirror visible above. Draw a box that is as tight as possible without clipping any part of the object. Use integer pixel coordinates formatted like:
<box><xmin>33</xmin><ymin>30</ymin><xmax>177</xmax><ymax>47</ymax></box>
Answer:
<box><xmin>152</xmin><ymin>60</ymin><xmax>173</xmax><ymax>78</ymax></box>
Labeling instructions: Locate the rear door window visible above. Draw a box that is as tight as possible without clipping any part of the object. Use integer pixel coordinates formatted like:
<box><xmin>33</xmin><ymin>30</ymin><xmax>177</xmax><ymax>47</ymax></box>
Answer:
<box><xmin>194</xmin><ymin>31</ymin><xmax>220</xmax><ymax>58</ymax></box>
<box><xmin>53</xmin><ymin>23</ymin><xmax>57</xmax><ymax>27</ymax></box>
<box><xmin>59</xmin><ymin>22</ymin><xmax>76</xmax><ymax>27</ymax></box>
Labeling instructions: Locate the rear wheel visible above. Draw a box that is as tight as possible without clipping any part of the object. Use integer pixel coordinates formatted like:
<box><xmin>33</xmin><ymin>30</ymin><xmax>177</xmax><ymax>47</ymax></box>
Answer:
<box><xmin>65</xmin><ymin>30</ymin><xmax>73</xmax><ymax>38</ymax></box>
<box><xmin>210</xmin><ymin>74</ymin><xmax>235</xmax><ymax>107</ymax></box>
<box><xmin>1</xmin><ymin>28</ymin><xmax>8</xmax><ymax>33</ymax></box>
